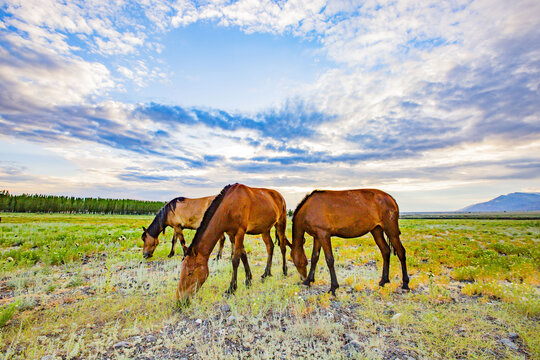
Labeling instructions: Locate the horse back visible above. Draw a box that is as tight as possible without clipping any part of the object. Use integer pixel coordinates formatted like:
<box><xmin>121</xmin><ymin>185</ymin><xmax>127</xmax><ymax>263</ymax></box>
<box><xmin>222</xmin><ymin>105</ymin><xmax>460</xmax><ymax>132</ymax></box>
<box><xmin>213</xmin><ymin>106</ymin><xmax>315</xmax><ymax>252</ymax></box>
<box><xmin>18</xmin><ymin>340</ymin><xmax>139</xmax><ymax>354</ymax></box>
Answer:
<box><xmin>299</xmin><ymin>189</ymin><xmax>398</xmax><ymax>238</ymax></box>
<box><xmin>171</xmin><ymin>196</ymin><xmax>216</xmax><ymax>229</ymax></box>
<box><xmin>221</xmin><ymin>184</ymin><xmax>283</xmax><ymax>235</ymax></box>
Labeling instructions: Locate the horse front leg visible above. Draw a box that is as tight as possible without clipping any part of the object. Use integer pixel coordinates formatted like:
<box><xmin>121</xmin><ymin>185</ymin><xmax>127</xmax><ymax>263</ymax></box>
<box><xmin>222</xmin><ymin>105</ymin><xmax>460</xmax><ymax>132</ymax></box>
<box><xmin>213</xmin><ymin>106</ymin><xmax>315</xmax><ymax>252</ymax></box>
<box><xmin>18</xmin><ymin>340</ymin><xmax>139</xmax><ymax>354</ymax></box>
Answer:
<box><xmin>215</xmin><ymin>234</ymin><xmax>226</xmax><ymax>261</ymax></box>
<box><xmin>302</xmin><ymin>238</ymin><xmax>321</xmax><ymax>286</ymax></box>
<box><xmin>226</xmin><ymin>230</ymin><xmax>245</xmax><ymax>294</ymax></box>
<box><xmin>168</xmin><ymin>229</ymin><xmax>180</xmax><ymax>258</ymax></box>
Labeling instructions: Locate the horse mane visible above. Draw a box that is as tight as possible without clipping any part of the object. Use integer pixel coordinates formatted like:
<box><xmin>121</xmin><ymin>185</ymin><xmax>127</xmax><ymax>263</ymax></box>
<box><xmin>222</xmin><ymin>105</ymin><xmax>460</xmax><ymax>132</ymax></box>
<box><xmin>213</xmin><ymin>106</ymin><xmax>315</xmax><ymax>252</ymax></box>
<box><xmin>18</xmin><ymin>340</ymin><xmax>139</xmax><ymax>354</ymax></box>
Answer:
<box><xmin>146</xmin><ymin>197</ymin><xmax>185</xmax><ymax>238</ymax></box>
<box><xmin>186</xmin><ymin>184</ymin><xmax>236</xmax><ymax>256</ymax></box>
<box><xmin>293</xmin><ymin>190</ymin><xmax>325</xmax><ymax>221</ymax></box>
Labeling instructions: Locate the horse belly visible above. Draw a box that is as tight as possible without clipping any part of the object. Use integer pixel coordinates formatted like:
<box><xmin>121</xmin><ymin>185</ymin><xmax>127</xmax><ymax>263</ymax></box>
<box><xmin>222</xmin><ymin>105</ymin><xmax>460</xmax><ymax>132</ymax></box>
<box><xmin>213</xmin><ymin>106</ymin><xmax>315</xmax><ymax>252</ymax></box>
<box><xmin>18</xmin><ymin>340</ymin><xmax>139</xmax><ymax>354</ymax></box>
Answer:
<box><xmin>331</xmin><ymin>217</ymin><xmax>374</xmax><ymax>238</ymax></box>
<box><xmin>246</xmin><ymin>216</ymin><xmax>276</xmax><ymax>234</ymax></box>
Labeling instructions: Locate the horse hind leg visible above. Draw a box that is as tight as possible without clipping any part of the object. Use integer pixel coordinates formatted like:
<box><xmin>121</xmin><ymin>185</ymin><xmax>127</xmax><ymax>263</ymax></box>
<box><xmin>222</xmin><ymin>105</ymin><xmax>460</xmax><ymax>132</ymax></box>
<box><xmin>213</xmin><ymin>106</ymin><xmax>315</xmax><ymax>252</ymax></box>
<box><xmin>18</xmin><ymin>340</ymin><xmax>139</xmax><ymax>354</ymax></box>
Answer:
<box><xmin>275</xmin><ymin>219</ymin><xmax>289</xmax><ymax>276</ymax></box>
<box><xmin>371</xmin><ymin>226</ymin><xmax>390</xmax><ymax>286</ymax></box>
<box><xmin>226</xmin><ymin>229</ymin><xmax>246</xmax><ymax>294</ymax></box>
<box><xmin>240</xmin><ymin>249</ymin><xmax>252</xmax><ymax>287</ymax></box>
<box><xmin>384</xmin><ymin>225</ymin><xmax>409</xmax><ymax>290</ymax></box>
<box><xmin>261</xmin><ymin>231</ymin><xmax>274</xmax><ymax>279</ymax></box>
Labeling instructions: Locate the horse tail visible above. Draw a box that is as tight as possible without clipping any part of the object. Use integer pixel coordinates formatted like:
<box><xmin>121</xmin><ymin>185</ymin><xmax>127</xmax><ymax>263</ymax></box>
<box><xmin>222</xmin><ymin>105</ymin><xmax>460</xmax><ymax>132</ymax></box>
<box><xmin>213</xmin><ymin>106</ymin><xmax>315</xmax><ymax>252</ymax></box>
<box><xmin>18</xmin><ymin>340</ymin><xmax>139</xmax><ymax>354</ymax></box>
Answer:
<box><xmin>385</xmin><ymin>234</ymin><xmax>396</xmax><ymax>256</ymax></box>
<box><xmin>275</xmin><ymin>212</ymin><xmax>291</xmax><ymax>247</ymax></box>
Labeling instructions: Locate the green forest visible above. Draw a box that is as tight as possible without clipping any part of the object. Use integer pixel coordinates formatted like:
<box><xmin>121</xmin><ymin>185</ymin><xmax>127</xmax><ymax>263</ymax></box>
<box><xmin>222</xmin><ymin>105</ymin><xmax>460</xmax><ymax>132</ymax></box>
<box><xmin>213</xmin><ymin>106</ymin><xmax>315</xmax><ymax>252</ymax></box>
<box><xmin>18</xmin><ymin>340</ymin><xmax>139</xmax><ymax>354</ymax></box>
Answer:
<box><xmin>0</xmin><ymin>190</ymin><xmax>165</xmax><ymax>214</ymax></box>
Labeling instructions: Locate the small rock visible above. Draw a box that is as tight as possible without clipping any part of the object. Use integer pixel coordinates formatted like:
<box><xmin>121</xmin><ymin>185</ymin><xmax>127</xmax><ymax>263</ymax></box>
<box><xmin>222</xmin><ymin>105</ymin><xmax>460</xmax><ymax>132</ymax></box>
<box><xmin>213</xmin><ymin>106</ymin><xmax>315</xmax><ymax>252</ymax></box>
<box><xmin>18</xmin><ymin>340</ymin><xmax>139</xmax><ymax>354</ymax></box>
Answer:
<box><xmin>145</xmin><ymin>335</ymin><xmax>156</xmax><ymax>342</ymax></box>
<box><xmin>131</xmin><ymin>336</ymin><xmax>142</xmax><ymax>344</ymax></box>
<box><xmin>500</xmin><ymin>338</ymin><xmax>518</xmax><ymax>350</ymax></box>
<box><xmin>228</xmin><ymin>315</ymin><xmax>236</xmax><ymax>322</ymax></box>
<box><xmin>113</xmin><ymin>341</ymin><xmax>131</xmax><ymax>349</ymax></box>
<box><xmin>365</xmin><ymin>260</ymin><xmax>377</xmax><ymax>268</ymax></box>
<box><xmin>331</xmin><ymin>301</ymin><xmax>341</xmax><ymax>309</ymax></box>
<box><xmin>508</xmin><ymin>332</ymin><xmax>519</xmax><ymax>339</ymax></box>
<box><xmin>370</xmin><ymin>325</ymin><xmax>382</xmax><ymax>334</ymax></box>
<box><xmin>180</xmin><ymin>357</ymin><xmax>188</xmax><ymax>360</ymax></box>
<box><xmin>41</xmin><ymin>356</ymin><xmax>54</xmax><ymax>360</ymax></box>
<box><xmin>343</xmin><ymin>340</ymin><xmax>363</xmax><ymax>353</ymax></box>
<box><xmin>221</xmin><ymin>304</ymin><xmax>231</xmax><ymax>312</ymax></box>
<box><xmin>391</xmin><ymin>313</ymin><xmax>403</xmax><ymax>321</ymax></box>
<box><xmin>195</xmin><ymin>318</ymin><xmax>202</xmax><ymax>325</ymax></box>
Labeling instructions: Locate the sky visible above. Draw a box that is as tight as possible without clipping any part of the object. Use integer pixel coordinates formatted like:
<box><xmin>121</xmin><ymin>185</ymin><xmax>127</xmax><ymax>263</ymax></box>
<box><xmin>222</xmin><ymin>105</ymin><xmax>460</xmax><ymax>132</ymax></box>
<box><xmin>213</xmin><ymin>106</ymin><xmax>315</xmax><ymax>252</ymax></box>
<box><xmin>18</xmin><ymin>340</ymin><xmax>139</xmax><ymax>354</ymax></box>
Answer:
<box><xmin>0</xmin><ymin>0</ymin><xmax>539</xmax><ymax>212</ymax></box>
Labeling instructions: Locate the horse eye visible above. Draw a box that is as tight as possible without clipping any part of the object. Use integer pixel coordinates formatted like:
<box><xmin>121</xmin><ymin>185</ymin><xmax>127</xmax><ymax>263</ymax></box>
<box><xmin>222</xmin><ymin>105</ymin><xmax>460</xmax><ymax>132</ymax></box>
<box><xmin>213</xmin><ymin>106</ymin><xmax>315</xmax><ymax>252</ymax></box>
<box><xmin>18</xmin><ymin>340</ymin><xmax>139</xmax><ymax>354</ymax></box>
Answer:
<box><xmin>188</xmin><ymin>270</ymin><xmax>194</xmax><ymax>276</ymax></box>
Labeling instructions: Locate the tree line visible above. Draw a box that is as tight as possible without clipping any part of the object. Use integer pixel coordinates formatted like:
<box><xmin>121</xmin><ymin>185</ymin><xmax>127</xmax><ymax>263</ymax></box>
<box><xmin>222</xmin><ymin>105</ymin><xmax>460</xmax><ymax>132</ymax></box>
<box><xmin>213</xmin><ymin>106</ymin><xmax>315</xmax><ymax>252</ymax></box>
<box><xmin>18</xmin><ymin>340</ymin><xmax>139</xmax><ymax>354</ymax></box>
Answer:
<box><xmin>0</xmin><ymin>190</ymin><xmax>166</xmax><ymax>214</ymax></box>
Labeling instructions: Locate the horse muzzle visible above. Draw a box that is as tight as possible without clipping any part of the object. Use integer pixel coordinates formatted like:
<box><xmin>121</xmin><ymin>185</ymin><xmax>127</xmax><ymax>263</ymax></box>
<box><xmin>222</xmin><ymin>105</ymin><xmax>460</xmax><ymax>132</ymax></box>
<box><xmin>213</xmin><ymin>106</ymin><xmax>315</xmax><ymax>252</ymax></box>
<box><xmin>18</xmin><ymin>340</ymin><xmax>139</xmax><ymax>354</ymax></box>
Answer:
<box><xmin>143</xmin><ymin>252</ymin><xmax>152</xmax><ymax>259</ymax></box>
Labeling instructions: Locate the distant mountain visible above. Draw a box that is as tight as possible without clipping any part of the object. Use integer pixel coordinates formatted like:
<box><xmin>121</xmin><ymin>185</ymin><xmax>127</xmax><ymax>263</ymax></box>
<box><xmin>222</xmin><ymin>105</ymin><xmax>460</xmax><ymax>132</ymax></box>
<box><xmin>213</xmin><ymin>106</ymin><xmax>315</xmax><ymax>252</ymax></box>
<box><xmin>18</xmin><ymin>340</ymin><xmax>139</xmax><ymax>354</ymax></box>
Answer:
<box><xmin>460</xmin><ymin>192</ymin><xmax>540</xmax><ymax>212</ymax></box>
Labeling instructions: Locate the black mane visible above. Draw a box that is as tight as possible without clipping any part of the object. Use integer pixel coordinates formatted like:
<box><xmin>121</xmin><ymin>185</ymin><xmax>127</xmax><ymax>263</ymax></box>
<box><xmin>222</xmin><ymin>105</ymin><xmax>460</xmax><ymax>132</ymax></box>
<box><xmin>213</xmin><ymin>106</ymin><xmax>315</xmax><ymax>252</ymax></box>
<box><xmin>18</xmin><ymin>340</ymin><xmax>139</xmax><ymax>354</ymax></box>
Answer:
<box><xmin>146</xmin><ymin>197</ymin><xmax>185</xmax><ymax>238</ymax></box>
<box><xmin>186</xmin><ymin>184</ymin><xmax>236</xmax><ymax>255</ymax></box>
<box><xmin>293</xmin><ymin>190</ymin><xmax>324</xmax><ymax>220</ymax></box>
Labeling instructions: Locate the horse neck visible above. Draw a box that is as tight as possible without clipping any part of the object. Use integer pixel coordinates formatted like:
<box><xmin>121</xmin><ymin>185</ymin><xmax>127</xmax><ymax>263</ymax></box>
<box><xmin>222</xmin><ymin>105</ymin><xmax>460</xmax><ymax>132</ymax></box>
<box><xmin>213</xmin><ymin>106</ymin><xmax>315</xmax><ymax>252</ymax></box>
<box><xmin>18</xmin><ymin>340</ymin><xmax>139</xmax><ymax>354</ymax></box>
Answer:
<box><xmin>291</xmin><ymin>217</ymin><xmax>305</xmax><ymax>249</ymax></box>
<box><xmin>192</xmin><ymin>212</ymin><xmax>226</xmax><ymax>258</ymax></box>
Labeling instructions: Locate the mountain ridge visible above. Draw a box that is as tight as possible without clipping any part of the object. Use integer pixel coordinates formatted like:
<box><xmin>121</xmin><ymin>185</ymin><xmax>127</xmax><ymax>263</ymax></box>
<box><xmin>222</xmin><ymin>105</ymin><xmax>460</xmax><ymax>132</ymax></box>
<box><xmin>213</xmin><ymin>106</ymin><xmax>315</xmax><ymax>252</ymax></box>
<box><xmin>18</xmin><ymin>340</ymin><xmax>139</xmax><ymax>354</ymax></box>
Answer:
<box><xmin>460</xmin><ymin>192</ymin><xmax>540</xmax><ymax>212</ymax></box>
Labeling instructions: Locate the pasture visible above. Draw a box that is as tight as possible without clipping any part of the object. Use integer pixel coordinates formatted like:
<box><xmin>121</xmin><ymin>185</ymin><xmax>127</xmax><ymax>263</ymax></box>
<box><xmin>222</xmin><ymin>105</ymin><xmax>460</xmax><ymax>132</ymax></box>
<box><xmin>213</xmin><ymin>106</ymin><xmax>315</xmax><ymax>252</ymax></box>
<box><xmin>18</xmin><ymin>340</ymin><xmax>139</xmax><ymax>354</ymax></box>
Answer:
<box><xmin>0</xmin><ymin>213</ymin><xmax>538</xmax><ymax>359</ymax></box>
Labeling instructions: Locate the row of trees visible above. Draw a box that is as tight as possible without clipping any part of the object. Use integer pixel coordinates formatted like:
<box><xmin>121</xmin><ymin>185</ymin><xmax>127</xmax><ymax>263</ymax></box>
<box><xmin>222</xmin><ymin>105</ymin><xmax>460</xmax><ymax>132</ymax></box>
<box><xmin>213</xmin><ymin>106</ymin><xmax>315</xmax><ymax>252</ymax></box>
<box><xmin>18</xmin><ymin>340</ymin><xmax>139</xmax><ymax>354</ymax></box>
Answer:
<box><xmin>0</xmin><ymin>190</ymin><xmax>165</xmax><ymax>214</ymax></box>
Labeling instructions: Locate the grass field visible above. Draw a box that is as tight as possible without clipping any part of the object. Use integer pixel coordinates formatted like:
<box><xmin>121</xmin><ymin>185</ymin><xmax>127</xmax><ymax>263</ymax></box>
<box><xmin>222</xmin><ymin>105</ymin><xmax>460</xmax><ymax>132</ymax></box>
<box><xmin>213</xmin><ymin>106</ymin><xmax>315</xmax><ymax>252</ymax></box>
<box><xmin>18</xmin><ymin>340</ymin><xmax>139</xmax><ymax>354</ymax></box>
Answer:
<box><xmin>0</xmin><ymin>213</ymin><xmax>538</xmax><ymax>359</ymax></box>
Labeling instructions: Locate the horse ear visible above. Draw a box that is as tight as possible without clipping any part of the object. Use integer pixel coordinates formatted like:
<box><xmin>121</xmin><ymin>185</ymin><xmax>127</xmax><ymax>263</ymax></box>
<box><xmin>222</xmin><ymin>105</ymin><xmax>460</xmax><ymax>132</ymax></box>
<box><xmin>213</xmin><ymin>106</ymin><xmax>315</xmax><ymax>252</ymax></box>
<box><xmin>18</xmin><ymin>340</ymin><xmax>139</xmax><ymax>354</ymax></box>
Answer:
<box><xmin>142</xmin><ymin>226</ymin><xmax>147</xmax><ymax>233</ymax></box>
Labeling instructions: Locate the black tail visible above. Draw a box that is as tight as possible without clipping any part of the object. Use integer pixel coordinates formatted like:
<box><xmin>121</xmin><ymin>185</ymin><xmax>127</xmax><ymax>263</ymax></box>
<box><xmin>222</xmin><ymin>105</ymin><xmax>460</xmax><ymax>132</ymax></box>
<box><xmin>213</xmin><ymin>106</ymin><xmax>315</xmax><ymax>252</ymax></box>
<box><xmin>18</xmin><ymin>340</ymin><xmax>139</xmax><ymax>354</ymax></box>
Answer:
<box><xmin>385</xmin><ymin>234</ymin><xmax>396</xmax><ymax>256</ymax></box>
<box><xmin>274</xmin><ymin>226</ymin><xmax>291</xmax><ymax>247</ymax></box>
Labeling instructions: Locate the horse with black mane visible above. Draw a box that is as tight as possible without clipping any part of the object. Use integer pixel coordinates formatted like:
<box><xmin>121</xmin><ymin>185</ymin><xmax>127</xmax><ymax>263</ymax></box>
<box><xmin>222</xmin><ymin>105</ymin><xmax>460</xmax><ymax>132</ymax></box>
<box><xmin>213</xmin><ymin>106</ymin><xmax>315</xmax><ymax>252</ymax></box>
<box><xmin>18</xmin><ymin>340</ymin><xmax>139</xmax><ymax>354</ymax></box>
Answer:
<box><xmin>290</xmin><ymin>189</ymin><xmax>409</xmax><ymax>295</ymax></box>
<box><xmin>141</xmin><ymin>196</ymin><xmax>228</xmax><ymax>259</ymax></box>
<box><xmin>176</xmin><ymin>183</ymin><xmax>290</xmax><ymax>301</ymax></box>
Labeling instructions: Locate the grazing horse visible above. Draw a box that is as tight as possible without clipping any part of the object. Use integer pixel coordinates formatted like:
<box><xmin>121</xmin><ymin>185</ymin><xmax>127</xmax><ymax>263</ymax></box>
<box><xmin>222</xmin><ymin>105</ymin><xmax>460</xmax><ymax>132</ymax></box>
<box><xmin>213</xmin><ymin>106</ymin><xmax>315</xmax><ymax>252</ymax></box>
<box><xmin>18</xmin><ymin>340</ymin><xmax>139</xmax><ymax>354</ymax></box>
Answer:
<box><xmin>176</xmin><ymin>183</ymin><xmax>290</xmax><ymax>302</ymax></box>
<box><xmin>290</xmin><ymin>189</ymin><xmax>409</xmax><ymax>295</ymax></box>
<box><xmin>141</xmin><ymin>196</ymin><xmax>227</xmax><ymax>259</ymax></box>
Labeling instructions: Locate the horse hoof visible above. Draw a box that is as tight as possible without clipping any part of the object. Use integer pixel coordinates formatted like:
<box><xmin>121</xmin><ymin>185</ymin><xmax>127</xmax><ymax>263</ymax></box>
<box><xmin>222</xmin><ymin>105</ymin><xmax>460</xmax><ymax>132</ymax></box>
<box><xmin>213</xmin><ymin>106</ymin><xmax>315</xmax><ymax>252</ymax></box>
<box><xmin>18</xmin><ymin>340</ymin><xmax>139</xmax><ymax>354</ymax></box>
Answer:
<box><xmin>378</xmin><ymin>280</ymin><xmax>390</xmax><ymax>287</ymax></box>
<box><xmin>328</xmin><ymin>289</ymin><xmax>337</xmax><ymax>296</ymax></box>
<box><xmin>301</xmin><ymin>279</ymin><xmax>312</xmax><ymax>287</ymax></box>
<box><xmin>402</xmin><ymin>284</ymin><xmax>410</xmax><ymax>291</ymax></box>
<box><xmin>224</xmin><ymin>288</ymin><xmax>235</xmax><ymax>295</ymax></box>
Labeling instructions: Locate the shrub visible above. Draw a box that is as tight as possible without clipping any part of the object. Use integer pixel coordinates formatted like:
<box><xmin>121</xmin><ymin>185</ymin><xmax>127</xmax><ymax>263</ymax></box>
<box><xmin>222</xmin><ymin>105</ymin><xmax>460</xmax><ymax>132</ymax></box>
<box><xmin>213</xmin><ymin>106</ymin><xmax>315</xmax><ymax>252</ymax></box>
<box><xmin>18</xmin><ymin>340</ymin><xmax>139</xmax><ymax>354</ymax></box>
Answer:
<box><xmin>0</xmin><ymin>302</ymin><xmax>18</xmax><ymax>328</ymax></box>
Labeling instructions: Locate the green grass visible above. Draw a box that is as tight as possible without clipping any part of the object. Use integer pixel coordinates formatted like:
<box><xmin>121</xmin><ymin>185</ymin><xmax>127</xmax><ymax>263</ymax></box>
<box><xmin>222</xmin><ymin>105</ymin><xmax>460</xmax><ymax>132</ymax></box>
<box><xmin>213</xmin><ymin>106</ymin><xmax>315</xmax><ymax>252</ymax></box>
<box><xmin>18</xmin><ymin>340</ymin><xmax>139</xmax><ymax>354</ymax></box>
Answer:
<box><xmin>0</xmin><ymin>213</ymin><xmax>538</xmax><ymax>359</ymax></box>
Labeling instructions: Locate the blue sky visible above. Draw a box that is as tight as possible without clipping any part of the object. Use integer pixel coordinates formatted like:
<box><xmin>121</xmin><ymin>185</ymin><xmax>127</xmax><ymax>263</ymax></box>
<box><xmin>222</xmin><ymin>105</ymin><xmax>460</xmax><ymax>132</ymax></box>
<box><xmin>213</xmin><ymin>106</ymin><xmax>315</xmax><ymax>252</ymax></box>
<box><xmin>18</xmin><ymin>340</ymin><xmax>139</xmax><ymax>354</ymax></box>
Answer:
<box><xmin>1</xmin><ymin>0</ymin><xmax>539</xmax><ymax>211</ymax></box>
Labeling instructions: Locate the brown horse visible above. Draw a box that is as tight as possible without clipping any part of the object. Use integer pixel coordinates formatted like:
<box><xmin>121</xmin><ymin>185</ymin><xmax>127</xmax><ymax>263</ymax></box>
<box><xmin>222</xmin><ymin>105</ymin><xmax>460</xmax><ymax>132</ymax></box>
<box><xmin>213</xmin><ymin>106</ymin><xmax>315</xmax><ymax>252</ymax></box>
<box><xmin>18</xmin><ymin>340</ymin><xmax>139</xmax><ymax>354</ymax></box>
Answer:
<box><xmin>290</xmin><ymin>189</ymin><xmax>409</xmax><ymax>295</ymax></box>
<box><xmin>176</xmin><ymin>183</ymin><xmax>290</xmax><ymax>301</ymax></box>
<box><xmin>141</xmin><ymin>196</ymin><xmax>228</xmax><ymax>259</ymax></box>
